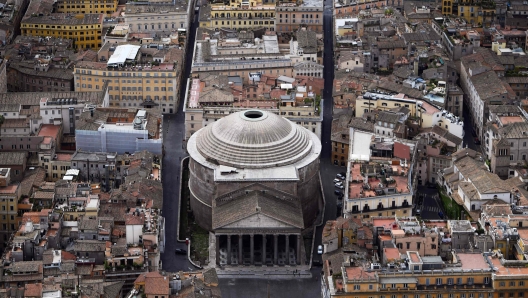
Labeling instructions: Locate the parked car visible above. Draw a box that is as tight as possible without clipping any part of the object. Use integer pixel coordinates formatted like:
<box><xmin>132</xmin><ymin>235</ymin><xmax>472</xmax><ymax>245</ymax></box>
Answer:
<box><xmin>340</xmin><ymin>172</ymin><xmax>346</xmax><ymax>177</ymax></box>
<box><xmin>335</xmin><ymin>184</ymin><xmax>344</xmax><ymax>189</ymax></box>
<box><xmin>474</xmin><ymin>137</ymin><xmax>481</xmax><ymax>145</ymax></box>
<box><xmin>175</xmin><ymin>248</ymin><xmax>187</xmax><ymax>255</ymax></box>
<box><xmin>317</xmin><ymin>245</ymin><xmax>323</xmax><ymax>255</ymax></box>
<box><xmin>334</xmin><ymin>190</ymin><xmax>342</xmax><ymax>196</ymax></box>
<box><xmin>333</xmin><ymin>178</ymin><xmax>340</xmax><ymax>183</ymax></box>
<box><xmin>416</xmin><ymin>209</ymin><xmax>421</xmax><ymax>216</ymax></box>
<box><xmin>471</xmin><ymin>130</ymin><xmax>477</xmax><ymax>137</ymax></box>
<box><xmin>336</xmin><ymin>174</ymin><xmax>345</xmax><ymax>180</ymax></box>
<box><xmin>438</xmin><ymin>211</ymin><xmax>444</xmax><ymax>219</ymax></box>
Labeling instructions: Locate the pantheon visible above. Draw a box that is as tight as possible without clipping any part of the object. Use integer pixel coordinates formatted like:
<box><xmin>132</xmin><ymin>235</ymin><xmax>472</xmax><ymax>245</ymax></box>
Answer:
<box><xmin>187</xmin><ymin>110</ymin><xmax>322</xmax><ymax>266</ymax></box>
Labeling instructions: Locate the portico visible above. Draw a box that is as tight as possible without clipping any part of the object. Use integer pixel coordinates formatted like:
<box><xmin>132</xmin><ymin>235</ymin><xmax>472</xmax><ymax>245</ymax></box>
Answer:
<box><xmin>215</xmin><ymin>232</ymin><xmax>303</xmax><ymax>266</ymax></box>
<box><xmin>212</xmin><ymin>189</ymin><xmax>306</xmax><ymax>267</ymax></box>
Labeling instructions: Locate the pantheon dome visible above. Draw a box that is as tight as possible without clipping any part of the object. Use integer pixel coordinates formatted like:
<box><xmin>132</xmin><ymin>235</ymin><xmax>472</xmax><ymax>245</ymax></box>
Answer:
<box><xmin>187</xmin><ymin>109</ymin><xmax>322</xmax><ymax>238</ymax></box>
<box><xmin>195</xmin><ymin>110</ymin><xmax>317</xmax><ymax>169</ymax></box>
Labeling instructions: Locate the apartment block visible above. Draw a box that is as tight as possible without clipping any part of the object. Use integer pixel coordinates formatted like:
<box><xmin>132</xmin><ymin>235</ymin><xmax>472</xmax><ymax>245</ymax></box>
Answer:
<box><xmin>275</xmin><ymin>0</ymin><xmax>323</xmax><ymax>34</ymax></box>
<box><xmin>184</xmin><ymin>73</ymin><xmax>323</xmax><ymax>140</ymax></box>
<box><xmin>21</xmin><ymin>0</ymin><xmax>104</xmax><ymax>50</ymax></box>
<box><xmin>0</xmin><ymin>172</ymin><xmax>21</xmax><ymax>249</ymax></box>
<box><xmin>322</xmin><ymin>250</ymin><xmax>494</xmax><ymax>298</ymax></box>
<box><xmin>441</xmin><ymin>0</ymin><xmax>496</xmax><ymax>26</ymax></box>
<box><xmin>124</xmin><ymin>2</ymin><xmax>190</xmax><ymax>33</ymax></box>
<box><xmin>5</xmin><ymin>36</ymin><xmax>76</xmax><ymax>92</ymax></box>
<box><xmin>199</xmin><ymin>0</ymin><xmax>276</xmax><ymax>31</ymax></box>
<box><xmin>74</xmin><ymin>43</ymin><xmax>183</xmax><ymax>113</ymax></box>
<box><xmin>0</xmin><ymin>59</ymin><xmax>6</xmax><ymax>94</ymax></box>
<box><xmin>76</xmin><ymin>108</ymin><xmax>163</xmax><ymax>154</ymax></box>
<box><xmin>485</xmin><ymin>106</ymin><xmax>528</xmax><ymax>177</ymax></box>
<box><xmin>191</xmin><ymin>29</ymin><xmax>294</xmax><ymax>82</ymax></box>
<box><xmin>334</xmin><ymin>0</ymin><xmax>390</xmax><ymax>18</ymax></box>
<box><xmin>0</xmin><ymin>0</ymin><xmax>30</xmax><ymax>46</ymax></box>
<box><xmin>55</xmin><ymin>0</ymin><xmax>119</xmax><ymax>16</ymax></box>
<box><xmin>459</xmin><ymin>48</ymin><xmax>513</xmax><ymax>141</ymax></box>
<box><xmin>343</xmin><ymin>129</ymin><xmax>416</xmax><ymax>219</ymax></box>
<box><xmin>70</xmin><ymin>151</ymin><xmax>116</xmax><ymax>184</ymax></box>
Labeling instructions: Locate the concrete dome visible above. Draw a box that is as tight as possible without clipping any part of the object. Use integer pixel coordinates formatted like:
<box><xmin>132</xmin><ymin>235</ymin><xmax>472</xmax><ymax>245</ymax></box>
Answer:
<box><xmin>195</xmin><ymin>110</ymin><xmax>313</xmax><ymax>168</ymax></box>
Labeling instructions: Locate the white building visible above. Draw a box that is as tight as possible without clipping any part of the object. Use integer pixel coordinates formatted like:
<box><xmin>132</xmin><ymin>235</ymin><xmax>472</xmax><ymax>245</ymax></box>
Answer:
<box><xmin>75</xmin><ymin>109</ymin><xmax>162</xmax><ymax>154</ymax></box>
<box><xmin>441</xmin><ymin>149</ymin><xmax>512</xmax><ymax>212</ymax></box>
<box><xmin>419</xmin><ymin>101</ymin><xmax>464</xmax><ymax>139</ymax></box>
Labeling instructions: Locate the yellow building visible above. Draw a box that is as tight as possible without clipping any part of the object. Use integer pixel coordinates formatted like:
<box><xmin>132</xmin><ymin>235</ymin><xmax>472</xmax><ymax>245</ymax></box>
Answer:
<box><xmin>21</xmin><ymin>14</ymin><xmax>104</xmax><ymax>50</ymax></box>
<box><xmin>0</xmin><ymin>182</ymin><xmax>21</xmax><ymax>249</ymax></box>
<box><xmin>55</xmin><ymin>0</ymin><xmax>119</xmax><ymax>16</ymax></box>
<box><xmin>323</xmin><ymin>251</ymin><xmax>494</xmax><ymax>298</ymax></box>
<box><xmin>199</xmin><ymin>0</ymin><xmax>276</xmax><ymax>31</ymax></box>
<box><xmin>442</xmin><ymin>0</ymin><xmax>496</xmax><ymax>26</ymax></box>
<box><xmin>355</xmin><ymin>94</ymin><xmax>421</xmax><ymax>118</ymax></box>
<box><xmin>74</xmin><ymin>43</ymin><xmax>183</xmax><ymax>113</ymax></box>
<box><xmin>345</xmin><ymin>161</ymin><xmax>413</xmax><ymax>219</ymax></box>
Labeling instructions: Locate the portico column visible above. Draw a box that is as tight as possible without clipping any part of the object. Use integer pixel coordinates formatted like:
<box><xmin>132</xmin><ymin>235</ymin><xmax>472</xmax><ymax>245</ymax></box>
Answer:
<box><xmin>285</xmin><ymin>234</ymin><xmax>290</xmax><ymax>264</ymax></box>
<box><xmin>238</xmin><ymin>234</ymin><xmax>243</xmax><ymax>265</ymax></box>
<box><xmin>273</xmin><ymin>234</ymin><xmax>278</xmax><ymax>265</ymax></box>
<box><xmin>227</xmin><ymin>235</ymin><xmax>232</xmax><ymax>265</ymax></box>
<box><xmin>215</xmin><ymin>235</ymin><xmax>220</xmax><ymax>266</ymax></box>
<box><xmin>296</xmin><ymin>234</ymin><xmax>301</xmax><ymax>265</ymax></box>
<box><xmin>250</xmin><ymin>234</ymin><xmax>255</xmax><ymax>265</ymax></box>
<box><xmin>262</xmin><ymin>234</ymin><xmax>267</xmax><ymax>265</ymax></box>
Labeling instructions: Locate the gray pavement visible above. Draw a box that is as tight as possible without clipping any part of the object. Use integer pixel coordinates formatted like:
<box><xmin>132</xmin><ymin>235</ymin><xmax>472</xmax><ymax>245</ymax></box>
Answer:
<box><xmin>462</xmin><ymin>105</ymin><xmax>481</xmax><ymax>153</ymax></box>
<box><xmin>415</xmin><ymin>185</ymin><xmax>445</xmax><ymax>220</ymax></box>
<box><xmin>159</xmin><ymin>10</ymin><xmax>198</xmax><ymax>272</ymax></box>
<box><xmin>312</xmin><ymin>0</ymin><xmax>338</xmax><ymax>266</ymax></box>
<box><xmin>218</xmin><ymin>267</ymin><xmax>323</xmax><ymax>298</ymax></box>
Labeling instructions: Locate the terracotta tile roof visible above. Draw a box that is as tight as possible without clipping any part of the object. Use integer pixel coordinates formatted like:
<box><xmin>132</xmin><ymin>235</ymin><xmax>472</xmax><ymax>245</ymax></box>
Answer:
<box><xmin>125</xmin><ymin>214</ymin><xmax>144</xmax><ymax>225</ymax></box>
<box><xmin>24</xmin><ymin>283</ymin><xmax>42</xmax><ymax>297</ymax></box>
<box><xmin>393</xmin><ymin>142</ymin><xmax>410</xmax><ymax>161</ymax></box>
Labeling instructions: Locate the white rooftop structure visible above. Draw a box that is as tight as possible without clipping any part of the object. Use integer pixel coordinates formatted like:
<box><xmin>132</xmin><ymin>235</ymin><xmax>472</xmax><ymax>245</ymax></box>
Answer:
<box><xmin>107</xmin><ymin>44</ymin><xmax>140</xmax><ymax>67</ymax></box>
<box><xmin>65</xmin><ymin>169</ymin><xmax>80</xmax><ymax>176</ymax></box>
<box><xmin>350</xmin><ymin>128</ymin><xmax>372</xmax><ymax>161</ymax></box>
<box><xmin>263</xmin><ymin>35</ymin><xmax>280</xmax><ymax>53</ymax></box>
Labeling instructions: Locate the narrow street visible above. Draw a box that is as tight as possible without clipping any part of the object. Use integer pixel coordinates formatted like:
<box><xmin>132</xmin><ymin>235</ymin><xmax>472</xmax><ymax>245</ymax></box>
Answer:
<box><xmin>159</xmin><ymin>10</ymin><xmax>198</xmax><ymax>272</ymax></box>
<box><xmin>312</xmin><ymin>0</ymin><xmax>337</xmax><ymax>265</ymax></box>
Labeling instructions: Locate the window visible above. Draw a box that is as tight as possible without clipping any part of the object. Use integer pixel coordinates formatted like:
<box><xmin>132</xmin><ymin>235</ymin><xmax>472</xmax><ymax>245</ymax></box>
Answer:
<box><xmin>468</xmin><ymin>277</ymin><xmax>474</xmax><ymax>285</ymax></box>
<box><xmin>520</xmin><ymin>281</ymin><xmax>525</xmax><ymax>286</ymax></box>
<box><xmin>510</xmin><ymin>281</ymin><xmax>515</xmax><ymax>287</ymax></box>
<box><xmin>353</xmin><ymin>285</ymin><xmax>360</xmax><ymax>290</ymax></box>
<box><xmin>436</xmin><ymin>278</ymin><xmax>442</xmax><ymax>285</ymax></box>
<box><xmin>447</xmin><ymin>278</ymin><xmax>453</xmax><ymax>285</ymax></box>
<box><xmin>510</xmin><ymin>155</ymin><xmax>514</xmax><ymax>161</ymax></box>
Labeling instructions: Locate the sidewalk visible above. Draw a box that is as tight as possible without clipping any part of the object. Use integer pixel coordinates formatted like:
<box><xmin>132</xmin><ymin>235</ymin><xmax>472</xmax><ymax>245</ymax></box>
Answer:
<box><xmin>214</xmin><ymin>264</ymin><xmax>313</xmax><ymax>279</ymax></box>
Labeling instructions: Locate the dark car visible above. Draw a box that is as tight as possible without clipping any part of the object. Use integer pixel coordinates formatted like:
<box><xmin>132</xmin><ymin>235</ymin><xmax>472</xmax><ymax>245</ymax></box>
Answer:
<box><xmin>471</xmin><ymin>130</ymin><xmax>477</xmax><ymax>137</ymax></box>
<box><xmin>438</xmin><ymin>211</ymin><xmax>444</xmax><ymax>219</ymax></box>
<box><xmin>334</xmin><ymin>190</ymin><xmax>342</xmax><ymax>196</ymax></box>
<box><xmin>175</xmin><ymin>248</ymin><xmax>187</xmax><ymax>255</ymax></box>
<box><xmin>340</xmin><ymin>172</ymin><xmax>346</xmax><ymax>177</ymax></box>
<box><xmin>474</xmin><ymin>137</ymin><xmax>481</xmax><ymax>145</ymax></box>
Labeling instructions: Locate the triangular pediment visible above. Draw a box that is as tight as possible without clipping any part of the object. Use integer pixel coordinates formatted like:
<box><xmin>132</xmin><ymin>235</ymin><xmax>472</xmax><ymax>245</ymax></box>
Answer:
<box><xmin>220</xmin><ymin>213</ymin><xmax>295</xmax><ymax>229</ymax></box>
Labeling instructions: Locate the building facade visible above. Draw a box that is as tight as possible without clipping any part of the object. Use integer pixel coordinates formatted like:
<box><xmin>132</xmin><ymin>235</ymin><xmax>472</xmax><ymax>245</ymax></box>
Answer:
<box><xmin>187</xmin><ymin>110</ymin><xmax>322</xmax><ymax>268</ymax></box>
<box><xmin>21</xmin><ymin>14</ymin><xmax>104</xmax><ymax>50</ymax></box>
<box><xmin>73</xmin><ymin>44</ymin><xmax>183</xmax><ymax>113</ymax></box>
<box><xmin>55</xmin><ymin>0</ymin><xmax>119</xmax><ymax>16</ymax></box>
